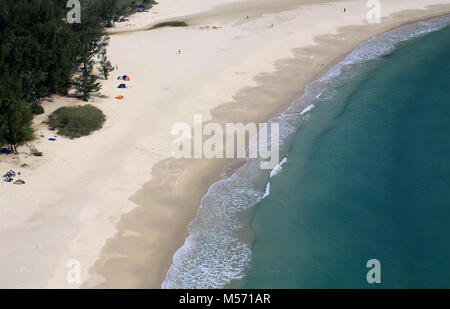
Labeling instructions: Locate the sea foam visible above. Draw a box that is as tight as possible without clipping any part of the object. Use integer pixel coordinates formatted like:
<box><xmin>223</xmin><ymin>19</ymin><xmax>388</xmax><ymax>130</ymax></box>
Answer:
<box><xmin>162</xmin><ymin>15</ymin><xmax>450</xmax><ymax>289</ymax></box>
<box><xmin>262</xmin><ymin>156</ymin><xmax>288</xmax><ymax>199</ymax></box>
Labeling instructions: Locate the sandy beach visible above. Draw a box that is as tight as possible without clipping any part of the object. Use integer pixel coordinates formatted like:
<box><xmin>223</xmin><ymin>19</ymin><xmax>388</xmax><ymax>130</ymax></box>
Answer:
<box><xmin>0</xmin><ymin>0</ymin><xmax>449</xmax><ymax>289</ymax></box>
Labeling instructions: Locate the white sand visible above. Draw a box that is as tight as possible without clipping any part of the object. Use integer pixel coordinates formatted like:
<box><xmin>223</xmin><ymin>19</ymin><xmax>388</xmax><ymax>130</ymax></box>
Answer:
<box><xmin>0</xmin><ymin>0</ymin><xmax>449</xmax><ymax>288</ymax></box>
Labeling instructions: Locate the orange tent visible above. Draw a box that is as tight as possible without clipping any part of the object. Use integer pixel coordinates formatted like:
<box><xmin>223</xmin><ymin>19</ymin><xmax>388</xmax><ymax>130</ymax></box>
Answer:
<box><xmin>124</xmin><ymin>76</ymin><xmax>130</xmax><ymax>81</ymax></box>
<box><xmin>116</xmin><ymin>95</ymin><xmax>124</xmax><ymax>100</ymax></box>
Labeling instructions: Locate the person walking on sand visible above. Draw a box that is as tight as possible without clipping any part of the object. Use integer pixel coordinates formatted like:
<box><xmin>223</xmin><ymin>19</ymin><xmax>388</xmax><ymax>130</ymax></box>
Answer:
<box><xmin>177</xmin><ymin>49</ymin><xmax>182</xmax><ymax>55</ymax></box>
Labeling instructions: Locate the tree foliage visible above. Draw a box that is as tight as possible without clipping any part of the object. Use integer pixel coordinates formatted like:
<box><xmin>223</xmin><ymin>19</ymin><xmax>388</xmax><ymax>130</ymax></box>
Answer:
<box><xmin>48</xmin><ymin>105</ymin><xmax>106</xmax><ymax>139</ymax></box>
<box><xmin>100</xmin><ymin>0</ymin><xmax>119</xmax><ymax>26</ymax></box>
<box><xmin>98</xmin><ymin>50</ymin><xmax>115</xmax><ymax>80</ymax></box>
<box><xmin>0</xmin><ymin>0</ymin><xmax>115</xmax><ymax>149</ymax></box>
<box><xmin>0</xmin><ymin>71</ymin><xmax>33</xmax><ymax>153</ymax></box>
<box><xmin>72</xmin><ymin>64</ymin><xmax>101</xmax><ymax>101</ymax></box>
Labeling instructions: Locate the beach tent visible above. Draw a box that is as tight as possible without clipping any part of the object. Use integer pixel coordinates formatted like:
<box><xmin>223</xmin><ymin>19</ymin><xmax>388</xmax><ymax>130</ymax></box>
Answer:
<box><xmin>116</xmin><ymin>95</ymin><xmax>124</xmax><ymax>100</ymax></box>
<box><xmin>4</xmin><ymin>170</ymin><xmax>15</xmax><ymax>177</ymax></box>
<box><xmin>118</xmin><ymin>84</ymin><xmax>126</xmax><ymax>88</ymax></box>
<box><xmin>48</xmin><ymin>138</ymin><xmax>56</xmax><ymax>141</ymax></box>
<box><xmin>14</xmin><ymin>179</ymin><xmax>26</xmax><ymax>185</ymax></box>
<box><xmin>3</xmin><ymin>170</ymin><xmax>15</xmax><ymax>182</ymax></box>
<box><xmin>139</xmin><ymin>4</ymin><xmax>145</xmax><ymax>8</ymax></box>
<box><xmin>124</xmin><ymin>76</ymin><xmax>130</xmax><ymax>81</ymax></box>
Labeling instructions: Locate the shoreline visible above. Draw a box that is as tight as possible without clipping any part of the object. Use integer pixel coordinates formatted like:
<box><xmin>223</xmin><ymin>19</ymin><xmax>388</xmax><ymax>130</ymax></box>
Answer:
<box><xmin>1</xmin><ymin>0</ymin><xmax>449</xmax><ymax>289</ymax></box>
<box><xmin>229</xmin><ymin>20</ymin><xmax>450</xmax><ymax>288</ymax></box>
<box><xmin>85</xmin><ymin>3</ymin><xmax>450</xmax><ymax>288</ymax></box>
<box><xmin>161</xmin><ymin>13</ymin><xmax>450</xmax><ymax>289</ymax></box>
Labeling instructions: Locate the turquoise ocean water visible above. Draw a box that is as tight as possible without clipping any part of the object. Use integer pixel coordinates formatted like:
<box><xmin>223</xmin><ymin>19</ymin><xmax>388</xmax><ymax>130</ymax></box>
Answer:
<box><xmin>162</xmin><ymin>16</ymin><xmax>450</xmax><ymax>289</ymax></box>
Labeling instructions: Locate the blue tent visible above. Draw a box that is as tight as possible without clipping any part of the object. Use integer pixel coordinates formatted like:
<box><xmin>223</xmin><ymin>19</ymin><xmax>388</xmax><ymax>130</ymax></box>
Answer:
<box><xmin>139</xmin><ymin>4</ymin><xmax>145</xmax><ymax>8</ymax></box>
<box><xmin>118</xmin><ymin>84</ymin><xmax>126</xmax><ymax>88</ymax></box>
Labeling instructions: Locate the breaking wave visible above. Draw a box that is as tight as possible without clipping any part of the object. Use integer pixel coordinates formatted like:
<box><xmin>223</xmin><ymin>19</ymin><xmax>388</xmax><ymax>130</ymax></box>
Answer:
<box><xmin>162</xmin><ymin>15</ymin><xmax>450</xmax><ymax>289</ymax></box>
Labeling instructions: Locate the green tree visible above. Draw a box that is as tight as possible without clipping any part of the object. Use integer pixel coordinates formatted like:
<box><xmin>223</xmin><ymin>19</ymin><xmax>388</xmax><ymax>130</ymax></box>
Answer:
<box><xmin>98</xmin><ymin>50</ymin><xmax>115</xmax><ymax>80</ymax></box>
<box><xmin>100</xmin><ymin>0</ymin><xmax>119</xmax><ymax>26</ymax></box>
<box><xmin>0</xmin><ymin>0</ymin><xmax>123</xmax><ymax>151</ymax></box>
<box><xmin>72</xmin><ymin>12</ymin><xmax>110</xmax><ymax>74</ymax></box>
<box><xmin>0</xmin><ymin>0</ymin><xmax>81</xmax><ymax>102</ymax></box>
<box><xmin>0</xmin><ymin>74</ymin><xmax>33</xmax><ymax>153</ymax></box>
<box><xmin>72</xmin><ymin>65</ymin><xmax>101</xmax><ymax>101</ymax></box>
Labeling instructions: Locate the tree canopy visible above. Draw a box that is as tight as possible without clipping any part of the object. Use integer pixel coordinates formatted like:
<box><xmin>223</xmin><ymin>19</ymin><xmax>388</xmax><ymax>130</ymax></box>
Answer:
<box><xmin>0</xmin><ymin>0</ymin><xmax>158</xmax><ymax>150</ymax></box>
<box><xmin>0</xmin><ymin>0</ymin><xmax>113</xmax><ymax>150</ymax></box>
